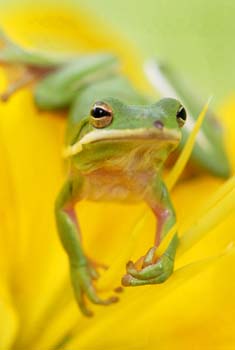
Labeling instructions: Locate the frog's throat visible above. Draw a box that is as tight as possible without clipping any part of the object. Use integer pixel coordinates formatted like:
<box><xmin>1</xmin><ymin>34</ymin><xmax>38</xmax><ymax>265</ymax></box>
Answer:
<box><xmin>63</xmin><ymin>128</ymin><xmax>181</xmax><ymax>158</ymax></box>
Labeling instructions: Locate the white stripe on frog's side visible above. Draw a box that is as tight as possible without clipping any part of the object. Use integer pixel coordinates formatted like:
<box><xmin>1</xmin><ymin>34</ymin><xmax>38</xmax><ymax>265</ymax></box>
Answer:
<box><xmin>144</xmin><ymin>60</ymin><xmax>212</xmax><ymax>152</ymax></box>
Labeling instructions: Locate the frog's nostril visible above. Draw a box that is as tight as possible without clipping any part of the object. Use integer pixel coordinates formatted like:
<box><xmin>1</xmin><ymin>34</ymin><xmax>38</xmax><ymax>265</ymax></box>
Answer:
<box><xmin>154</xmin><ymin>120</ymin><xmax>164</xmax><ymax>129</ymax></box>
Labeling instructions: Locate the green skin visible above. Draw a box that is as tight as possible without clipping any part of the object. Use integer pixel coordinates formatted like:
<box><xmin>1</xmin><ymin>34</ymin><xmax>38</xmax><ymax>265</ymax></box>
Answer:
<box><xmin>0</xmin><ymin>30</ymin><xmax>230</xmax><ymax>316</ymax></box>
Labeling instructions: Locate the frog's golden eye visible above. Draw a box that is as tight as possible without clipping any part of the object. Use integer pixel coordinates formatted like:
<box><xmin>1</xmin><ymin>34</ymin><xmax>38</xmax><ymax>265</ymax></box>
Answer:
<box><xmin>90</xmin><ymin>101</ymin><xmax>113</xmax><ymax>128</ymax></box>
<box><xmin>176</xmin><ymin>105</ymin><xmax>187</xmax><ymax>127</ymax></box>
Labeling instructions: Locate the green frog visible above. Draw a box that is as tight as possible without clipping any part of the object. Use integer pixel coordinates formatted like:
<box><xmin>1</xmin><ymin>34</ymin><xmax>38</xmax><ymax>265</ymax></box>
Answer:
<box><xmin>55</xmin><ymin>92</ymin><xmax>186</xmax><ymax>316</ymax></box>
<box><xmin>0</xmin><ymin>29</ymin><xmax>229</xmax><ymax>316</ymax></box>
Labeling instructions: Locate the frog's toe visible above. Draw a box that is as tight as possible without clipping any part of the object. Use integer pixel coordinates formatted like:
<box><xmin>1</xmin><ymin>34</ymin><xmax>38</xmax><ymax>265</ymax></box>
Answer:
<box><xmin>86</xmin><ymin>285</ymin><xmax>119</xmax><ymax>305</ymax></box>
<box><xmin>77</xmin><ymin>293</ymin><xmax>94</xmax><ymax>317</ymax></box>
<box><xmin>122</xmin><ymin>253</ymin><xmax>174</xmax><ymax>286</ymax></box>
<box><xmin>122</xmin><ymin>274</ymin><xmax>145</xmax><ymax>286</ymax></box>
<box><xmin>71</xmin><ymin>265</ymin><xmax>119</xmax><ymax>316</ymax></box>
<box><xmin>122</xmin><ymin>273</ymin><xmax>170</xmax><ymax>286</ymax></box>
<box><xmin>125</xmin><ymin>247</ymin><xmax>157</xmax><ymax>276</ymax></box>
<box><xmin>142</xmin><ymin>247</ymin><xmax>156</xmax><ymax>267</ymax></box>
<box><xmin>88</xmin><ymin>258</ymin><xmax>108</xmax><ymax>270</ymax></box>
<box><xmin>87</xmin><ymin>258</ymin><xmax>109</xmax><ymax>280</ymax></box>
<box><xmin>81</xmin><ymin>272</ymin><xmax>119</xmax><ymax>306</ymax></box>
<box><xmin>114</xmin><ymin>286</ymin><xmax>124</xmax><ymax>293</ymax></box>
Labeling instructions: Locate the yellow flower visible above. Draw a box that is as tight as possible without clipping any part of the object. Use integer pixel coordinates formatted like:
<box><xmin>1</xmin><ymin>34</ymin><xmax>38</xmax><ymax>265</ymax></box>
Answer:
<box><xmin>0</xmin><ymin>2</ymin><xmax>235</xmax><ymax>349</ymax></box>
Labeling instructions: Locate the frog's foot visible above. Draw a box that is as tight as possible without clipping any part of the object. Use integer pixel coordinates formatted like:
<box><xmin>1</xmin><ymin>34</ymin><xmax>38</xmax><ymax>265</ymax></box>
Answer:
<box><xmin>0</xmin><ymin>70</ymin><xmax>35</xmax><ymax>102</ymax></box>
<box><xmin>0</xmin><ymin>66</ymin><xmax>54</xmax><ymax>102</ymax></box>
<box><xmin>88</xmin><ymin>258</ymin><xmax>108</xmax><ymax>271</ymax></box>
<box><xmin>70</xmin><ymin>262</ymin><xmax>119</xmax><ymax>317</ymax></box>
<box><xmin>85</xmin><ymin>257</ymin><xmax>108</xmax><ymax>280</ymax></box>
<box><xmin>86</xmin><ymin>258</ymin><xmax>124</xmax><ymax>294</ymax></box>
<box><xmin>121</xmin><ymin>247</ymin><xmax>174</xmax><ymax>287</ymax></box>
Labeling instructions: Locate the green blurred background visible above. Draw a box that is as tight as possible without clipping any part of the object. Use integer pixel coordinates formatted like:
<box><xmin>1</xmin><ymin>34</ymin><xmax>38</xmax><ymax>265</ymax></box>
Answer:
<box><xmin>79</xmin><ymin>0</ymin><xmax>235</xmax><ymax>104</ymax></box>
<box><xmin>1</xmin><ymin>0</ymin><xmax>235</xmax><ymax>104</ymax></box>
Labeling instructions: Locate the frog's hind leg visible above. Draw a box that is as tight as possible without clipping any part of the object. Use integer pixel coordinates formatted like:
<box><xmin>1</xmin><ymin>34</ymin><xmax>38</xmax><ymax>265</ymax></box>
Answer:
<box><xmin>0</xmin><ymin>29</ymin><xmax>59</xmax><ymax>102</ymax></box>
<box><xmin>122</xmin><ymin>179</ymin><xmax>179</xmax><ymax>286</ymax></box>
<box><xmin>0</xmin><ymin>67</ymin><xmax>34</xmax><ymax>101</ymax></box>
<box><xmin>0</xmin><ymin>63</ymin><xmax>57</xmax><ymax>102</ymax></box>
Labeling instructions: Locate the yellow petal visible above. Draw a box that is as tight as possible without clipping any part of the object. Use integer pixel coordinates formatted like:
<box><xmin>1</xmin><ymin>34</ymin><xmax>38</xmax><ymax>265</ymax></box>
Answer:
<box><xmin>66</xmin><ymin>244</ymin><xmax>235</xmax><ymax>350</ymax></box>
<box><xmin>0</xmin><ymin>284</ymin><xmax>18</xmax><ymax>349</ymax></box>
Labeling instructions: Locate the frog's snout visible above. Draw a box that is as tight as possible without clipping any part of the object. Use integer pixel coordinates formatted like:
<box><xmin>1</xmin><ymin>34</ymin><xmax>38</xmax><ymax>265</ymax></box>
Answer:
<box><xmin>153</xmin><ymin>120</ymin><xmax>164</xmax><ymax>129</ymax></box>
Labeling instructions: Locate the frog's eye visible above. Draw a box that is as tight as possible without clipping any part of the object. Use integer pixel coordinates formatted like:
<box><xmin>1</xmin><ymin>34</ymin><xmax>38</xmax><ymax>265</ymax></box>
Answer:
<box><xmin>90</xmin><ymin>101</ymin><xmax>113</xmax><ymax>128</ymax></box>
<box><xmin>176</xmin><ymin>105</ymin><xmax>187</xmax><ymax>127</ymax></box>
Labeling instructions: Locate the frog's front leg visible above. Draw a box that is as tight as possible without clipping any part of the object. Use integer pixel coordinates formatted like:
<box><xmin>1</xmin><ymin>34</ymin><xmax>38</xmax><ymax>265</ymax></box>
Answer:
<box><xmin>55</xmin><ymin>176</ymin><xmax>118</xmax><ymax>316</ymax></box>
<box><xmin>122</xmin><ymin>178</ymin><xmax>179</xmax><ymax>286</ymax></box>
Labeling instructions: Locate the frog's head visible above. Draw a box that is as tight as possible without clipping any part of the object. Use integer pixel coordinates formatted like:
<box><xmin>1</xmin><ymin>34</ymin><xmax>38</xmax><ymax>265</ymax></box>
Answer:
<box><xmin>64</xmin><ymin>97</ymin><xmax>186</xmax><ymax>160</ymax></box>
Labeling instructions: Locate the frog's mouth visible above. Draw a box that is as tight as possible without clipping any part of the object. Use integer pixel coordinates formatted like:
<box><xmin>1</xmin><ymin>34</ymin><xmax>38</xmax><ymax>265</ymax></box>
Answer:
<box><xmin>63</xmin><ymin>128</ymin><xmax>181</xmax><ymax>158</ymax></box>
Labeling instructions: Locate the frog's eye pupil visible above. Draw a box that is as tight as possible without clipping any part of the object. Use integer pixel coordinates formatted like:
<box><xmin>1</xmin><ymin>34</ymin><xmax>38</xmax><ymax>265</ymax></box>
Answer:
<box><xmin>91</xmin><ymin>106</ymin><xmax>111</xmax><ymax>119</ymax></box>
<box><xmin>176</xmin><ymin>105</ymin><xmax>187</xmax><ymax>127</ymax></box>
<box><xmin>90</xmin><ymin>101</ymin><xmax>113</xmax><ymax>128</ymax></box>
